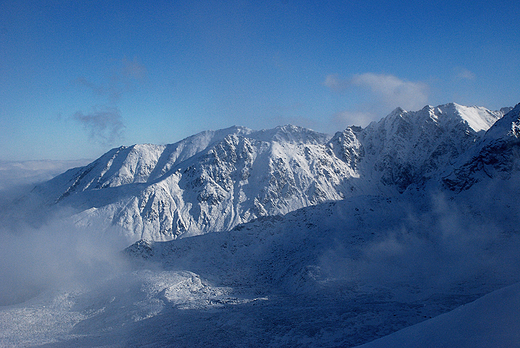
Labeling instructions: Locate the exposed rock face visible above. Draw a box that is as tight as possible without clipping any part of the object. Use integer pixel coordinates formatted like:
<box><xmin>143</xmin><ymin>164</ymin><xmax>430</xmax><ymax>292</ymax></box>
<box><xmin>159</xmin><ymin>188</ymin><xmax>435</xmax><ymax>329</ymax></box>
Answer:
<box><xmin>443</xmin><ymin>103</ymin><xmax>520</xmax><ymax>191</ymax></box>
<box><xmin>352</xmin><ymin>103</ymin><xmax>504</xmax><ymax>192</ymax></box>
<box><xmin>33</xmin><ymin>103</ymin><xmax>512</xmax><ymax>242</ymax></box>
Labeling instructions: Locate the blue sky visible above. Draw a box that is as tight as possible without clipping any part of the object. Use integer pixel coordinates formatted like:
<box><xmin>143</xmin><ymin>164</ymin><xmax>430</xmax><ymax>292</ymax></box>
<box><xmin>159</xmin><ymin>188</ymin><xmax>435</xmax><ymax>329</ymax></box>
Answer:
<box><xmin>1</xmin><ymin>0</ymin><xmax>519</xmax><ymax>161</ymax></box>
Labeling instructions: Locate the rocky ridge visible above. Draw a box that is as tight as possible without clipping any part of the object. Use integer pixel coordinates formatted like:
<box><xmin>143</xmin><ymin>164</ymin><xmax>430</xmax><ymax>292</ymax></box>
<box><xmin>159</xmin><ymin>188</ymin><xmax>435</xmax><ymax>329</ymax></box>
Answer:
<box><xmin>33</xmin><ymin>103</ymin><xmax>511</xmax><ymax>242</ymax></box>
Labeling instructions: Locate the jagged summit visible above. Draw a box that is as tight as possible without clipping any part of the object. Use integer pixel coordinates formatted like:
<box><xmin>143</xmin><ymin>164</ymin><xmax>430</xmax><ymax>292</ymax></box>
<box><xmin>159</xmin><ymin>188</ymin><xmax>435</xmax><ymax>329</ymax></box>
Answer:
<box><xmin>329</xmin><ymin>103</ymin><xmax>508</xmax><ymax>192</ymax></box>
<box><xmin>35</xmin><ymin>122</ymin><xmax>357</xmax><ymax>241</ymax></box>
<box><xmin>252</xmin><ymin>124</ymin><xmax>331</xmax><ymax>144</ymax></box>
<box><xmin>443</xmin><ymin>103</ymin><xmax>520</xmax><ymax>191</ymax></box>
<box><xmin>379</xmin><ymin>102</ymin><xmax>502</xmax><ymax>133</ymax></box>
<box><xmin>31</xmin><ymin>103</ymin><xmax>513</xmax><ymax>242</ymax></box>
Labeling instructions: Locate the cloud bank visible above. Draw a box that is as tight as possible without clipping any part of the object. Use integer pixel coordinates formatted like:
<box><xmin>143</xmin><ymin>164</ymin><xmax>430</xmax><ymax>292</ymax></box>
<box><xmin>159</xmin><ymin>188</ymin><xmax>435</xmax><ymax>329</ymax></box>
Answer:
<box><xmin>0</xmin><ymin>159</ymin><xmax>89</xmax><ymax>191</ymax></box>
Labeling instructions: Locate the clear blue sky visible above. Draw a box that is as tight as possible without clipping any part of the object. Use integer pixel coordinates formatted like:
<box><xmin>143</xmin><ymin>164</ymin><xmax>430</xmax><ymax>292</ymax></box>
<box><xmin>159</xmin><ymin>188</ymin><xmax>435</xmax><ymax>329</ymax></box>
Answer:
<box><xmin>1</xmin><ymin>0</ymin><xmax>519</xmax><ymax>161</ymax></box>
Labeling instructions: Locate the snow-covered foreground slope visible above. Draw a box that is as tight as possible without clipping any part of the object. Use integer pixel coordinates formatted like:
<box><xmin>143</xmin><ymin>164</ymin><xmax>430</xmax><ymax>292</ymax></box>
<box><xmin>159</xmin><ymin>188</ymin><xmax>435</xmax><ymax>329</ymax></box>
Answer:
<box><xmin>3</xmin><ymin>173</ymin><xmax>520</xmax><ymax>347</ymax></box>
<box><xmin>26</xmin><ymin>103</ymin><xmax>508</xmax><ymax>243</ymax></box>
<box><xmin>356</xmin><ymin>282</ymin><xmax>520</xmax><ymax>348</ymax></box>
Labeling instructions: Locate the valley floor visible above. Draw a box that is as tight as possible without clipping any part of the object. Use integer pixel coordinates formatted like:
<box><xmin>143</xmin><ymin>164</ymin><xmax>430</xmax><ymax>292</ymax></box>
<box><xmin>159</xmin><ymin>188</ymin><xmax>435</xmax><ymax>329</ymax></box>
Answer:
<box><xmin>0</xmin><ymin>267</ymin><xmax>512</xmax><ymax>347</ymax></box>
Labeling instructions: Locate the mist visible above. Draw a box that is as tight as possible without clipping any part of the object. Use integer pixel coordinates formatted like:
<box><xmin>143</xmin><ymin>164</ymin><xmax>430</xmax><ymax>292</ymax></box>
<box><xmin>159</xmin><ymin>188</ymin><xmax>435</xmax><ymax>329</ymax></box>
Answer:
<box><xmin>0</xmin><ymin>170</ymin><xmax>130</xmax><ymax>306</ymax></box>
<box><xmin>0</xmin><ymin>214</ymin><xmax>131</xmax><ymax>306</ymax></box>
<box><xmin>318</xmin><ymin>190</ymin><xmax>520</xmax><ymax>300</ymax></box>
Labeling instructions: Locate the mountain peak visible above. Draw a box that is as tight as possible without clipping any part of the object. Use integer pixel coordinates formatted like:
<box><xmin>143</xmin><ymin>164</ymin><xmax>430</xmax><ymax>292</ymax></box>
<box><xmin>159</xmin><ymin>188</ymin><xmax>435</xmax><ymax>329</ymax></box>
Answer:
<box><xmin>483</xmin><ymin>102</ymin><xmax>520</xmax><ymax>140</ymax></box>
<box><xmin>448</xmin><ymin>103</ymin><xmax>502</xmax><ymax>132</ymax></box>
<box><xmin>30</xmin><ymin>102</ymin><xmax>519</xmax><ymax>241</ymax></box>
<box><xmin>252</xmin><ymin>124</ymin><xmax>330</xmax><ymax>144</ymax></box>
<box><xmin>379</xmin><ymin>103</ymin><xmax>503</xmax><ymax>134</ymax></box>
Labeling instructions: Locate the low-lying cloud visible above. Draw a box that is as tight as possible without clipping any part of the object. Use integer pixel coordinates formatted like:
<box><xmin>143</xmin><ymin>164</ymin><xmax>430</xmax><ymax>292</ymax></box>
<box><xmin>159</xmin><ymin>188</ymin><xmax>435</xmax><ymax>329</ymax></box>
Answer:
<box><xmin>0</xmin><ymin>164</ymin><xmax>130</xmax><ymax>306</ymax></box>
<box><xmin>317</xmin><ymin>191</ymin><xmax>520</xmax><ymax>299</ymax></box>
<box><xmin>0</xmin><ymin>159</ymin><xmax>90</xmax><ymax>191</ymax></box>
<box><xmin>0</xmin><ymin>202</ymin><xmax>130</xmax><ymax>306</ymax></box>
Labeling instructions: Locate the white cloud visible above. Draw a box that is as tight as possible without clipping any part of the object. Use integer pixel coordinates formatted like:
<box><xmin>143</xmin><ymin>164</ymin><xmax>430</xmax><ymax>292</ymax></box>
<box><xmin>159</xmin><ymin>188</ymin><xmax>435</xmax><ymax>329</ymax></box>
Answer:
<box><xmin>351</xmin><ymin>73</ymin><xmax>429</xmax><ymax>111</ymax></box>
<box><xmin>323</xmin><ymin>72</ymin><xmax>430</xmax><ymax>130</ymax></box>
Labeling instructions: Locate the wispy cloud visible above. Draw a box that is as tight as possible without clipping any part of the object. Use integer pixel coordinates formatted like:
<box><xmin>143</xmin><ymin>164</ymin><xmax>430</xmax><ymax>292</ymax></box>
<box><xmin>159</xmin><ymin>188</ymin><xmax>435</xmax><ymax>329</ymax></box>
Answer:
<box><xmin>324</xmin><ymin>72</ymin><xmax>430</xmax><ymax>129</ymax></box>
<box><xmin>323</xmin><ymin>74</ymin><xmax>348</xmax><ymax>92</ymax></box>
<box><xmin>455</xmin><ymin>67</ymin><xmax>476</xmax><ymax>81</ymax></box>
<box><xmin>75</xmin><ymin>77</ymin><xmax>108</xmax><ymax>99</ymax></box>
<box><xmin>72</xmin><ymin>57</ymin><xmax>146</xmax><ymax>145</ymax></box>
<box><xmin>351</xmin><ymin>73</ymin><xmax>429</xmax><ymax>111</ymax></box>
<box><xmin>74</xmin><ymin>57</ymin><xmax>147</xmax><ymax>104</ymax></box>
<box><xmin>73</xmin><ymin>106</ymin><xmax>125</xmax><ymax>145</ymax></box>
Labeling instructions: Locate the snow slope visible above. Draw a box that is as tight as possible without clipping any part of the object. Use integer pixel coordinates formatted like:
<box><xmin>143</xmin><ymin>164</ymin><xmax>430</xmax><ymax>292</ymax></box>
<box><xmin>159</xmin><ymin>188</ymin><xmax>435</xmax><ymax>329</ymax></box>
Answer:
<box><xmin>356</xmin><ymin>282</ymin><xmax>520</xmax><ymax>348</ymax></box>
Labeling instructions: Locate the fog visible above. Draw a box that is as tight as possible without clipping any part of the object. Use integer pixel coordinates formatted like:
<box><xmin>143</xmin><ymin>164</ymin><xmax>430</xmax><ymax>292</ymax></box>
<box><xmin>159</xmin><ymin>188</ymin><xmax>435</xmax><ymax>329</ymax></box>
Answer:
<box><xmin>0</xmin><ymin>222</ymin><xmax>130</xmax><ymax>306</ymax></box>
<box><xmin>0</xmin><ymin>169</ymin><xmax>129</xmax><ymax>306</ymax></box>
<box><xmin>317</xmin><ymin>190</ymin><xmax>520</xmax><ymax>301</ymax></box>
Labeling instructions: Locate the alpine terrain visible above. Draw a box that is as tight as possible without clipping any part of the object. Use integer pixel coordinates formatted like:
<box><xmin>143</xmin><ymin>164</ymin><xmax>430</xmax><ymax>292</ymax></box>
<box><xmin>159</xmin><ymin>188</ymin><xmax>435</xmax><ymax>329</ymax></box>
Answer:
<box><xmin>2</xmin><ymin>102</ymin><xmax>520</xmax><ymax>347</ymax></box>
<box><xmin>30</xmin><ymin>103</ymin><xmax>508</xmax><ymax>242</ymax></box>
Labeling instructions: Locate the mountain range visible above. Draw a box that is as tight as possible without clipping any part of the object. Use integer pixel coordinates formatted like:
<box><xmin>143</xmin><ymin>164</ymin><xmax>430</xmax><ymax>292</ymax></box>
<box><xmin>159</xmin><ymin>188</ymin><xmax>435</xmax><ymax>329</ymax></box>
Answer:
<box><xmin>32</xmin><ymin>103</ymin><xmax>512</xmax><ymax>242</ymax></box>
<box><xmin>2</xmin><ymin>102</ymin><xmax>520</xmax><ymax>347</ymax></box>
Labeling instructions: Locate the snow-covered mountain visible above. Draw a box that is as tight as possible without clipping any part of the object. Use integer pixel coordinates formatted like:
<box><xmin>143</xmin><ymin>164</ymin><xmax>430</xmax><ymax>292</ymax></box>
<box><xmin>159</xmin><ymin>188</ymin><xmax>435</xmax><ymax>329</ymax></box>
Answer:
<box><xmin>31</xmin><ymin>103</ymin><xmax>508</xmax><ymax>242</ymax></box>
<box><xmin>443</xmin><ymin>103</ymin><xmax>520</xmax><ymax>191</ymax></box>
<box><xmin>3</xmin><ymin>102</ymin><xmax>520</xmax><ymax>347</ymax></box>
<box><xmin>34</xmin><ymin>125</ymin><xmax>358</xmax><ymax>241</ymax></box>
<box><xmin>332</xmin><ymin>103</ymin><xmax>504</xmax><ymax>192</ymax></box>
